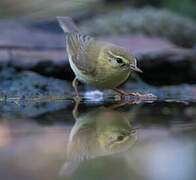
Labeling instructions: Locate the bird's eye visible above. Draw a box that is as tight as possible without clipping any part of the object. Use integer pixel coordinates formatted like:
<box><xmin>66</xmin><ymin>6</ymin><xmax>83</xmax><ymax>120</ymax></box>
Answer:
<box><xmin>116</xmin><ymin>58</ymin><xmax>123</xmax><ymax>64</ymax></box>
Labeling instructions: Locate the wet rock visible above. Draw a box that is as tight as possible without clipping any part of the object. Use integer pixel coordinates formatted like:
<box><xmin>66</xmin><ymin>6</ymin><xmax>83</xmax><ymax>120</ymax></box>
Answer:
<box><xmin>0</xmin><ymin>65</ymin><xmax>72</xmax><ymax>97</ymax></box>
<box><xmin>0</xmin><ymin>65</ymin><xmax>74</xmax><ymax>118</ymax></box>
<box><xmin>0</xmin><ymin>21</ymin><xmax>65</xmax><ymax>49</ymax></box>
<box><xmin>1</xmin><ymin>81</ymin><xmax>196</xmax><ymax>119</ymax></box>
<box><xmin>0</xmin><ymin>20</ymin><xmax>74</xmax><ymax>80</ymax></box>
<box><xmin>99</xmin><ymin>35</ymin><xmax>174</xmax><ymax>53</ymax></box>
<box><xmin>136</xmin><ymin>47</ymin><xmax>196</xmax><ymax>85</ymax></box>
<box><xmin>9</xmin><ymin>49</ymin><xmax>74</xmax><ymax>80</ymax></box>
<box><xmin>124</xmin><ymin>82</ymin><xmax>196</xmax><ymax>102</ymax></box>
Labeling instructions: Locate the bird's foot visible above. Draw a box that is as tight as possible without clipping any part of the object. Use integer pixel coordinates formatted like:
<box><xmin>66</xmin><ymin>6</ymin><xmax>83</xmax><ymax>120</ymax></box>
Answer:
<box><xmin>112</xmin><ymin>88</ymin><xmax>157</xmax><ymax>101</ymax></box>
<box><xmin>128</xmin><ymin>92</ymin><xmax>157</xmax><ymax>100</ymax></box>
<box><xmin>73</xmin><ymin>96</ymin><xmax>81</xmax><ymax>102</ymax></box>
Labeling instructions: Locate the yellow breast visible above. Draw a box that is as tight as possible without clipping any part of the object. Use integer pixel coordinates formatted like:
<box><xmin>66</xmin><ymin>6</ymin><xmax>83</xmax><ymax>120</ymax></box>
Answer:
<box><xmin>67</xmin><ymin>40</ymin><xmax>131</xmax><ymax>90</ymax></box>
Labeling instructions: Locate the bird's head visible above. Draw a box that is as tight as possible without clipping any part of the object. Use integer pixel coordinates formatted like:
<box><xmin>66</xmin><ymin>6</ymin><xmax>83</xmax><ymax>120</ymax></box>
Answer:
<box><xmin>104</xmin><ymin>45</ymin><xmax>143</xmax><ymax>73</ymax></box>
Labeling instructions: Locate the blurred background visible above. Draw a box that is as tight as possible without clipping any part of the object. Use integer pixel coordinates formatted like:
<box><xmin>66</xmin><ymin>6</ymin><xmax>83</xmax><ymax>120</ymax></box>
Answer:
<box><xmin>1</xmin><ymin>0</ymin><xmax>196</xmax><ymax>20</ymax></box>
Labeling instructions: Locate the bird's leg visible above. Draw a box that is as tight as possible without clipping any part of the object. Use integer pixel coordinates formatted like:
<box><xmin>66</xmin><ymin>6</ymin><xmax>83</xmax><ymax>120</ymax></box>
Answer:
<box><xmin>128</xmin><ymin>92</ymin><xmax>157</xmax><ymax>99</ymax></box>
<box><xmin>72</xmin><ymin>77</ymin><xmax>81</xmax><ymax>119</ymax></box>
<box><xmin>112</xmin><ymin>88</ymin><xmax>128</xmax><ymax>96</ymax></box>
<box><xmin>72</xmin><ymin>99</ymin><xmax>80</xmax><ymax>119</ymax></box>
<box><xmin>72</xmin><ymin>77</ymin><xmax>81</xmax><ymax>100</ymax></box>
<box><xmin>112</xmin><ymin>88</ymin><xmax>142</xmax><ymax>97</ymax></box>
<box><xmin>112</xmin><ymin>88</ymin><xmax>156</xmax><ymax>99</ymax></box>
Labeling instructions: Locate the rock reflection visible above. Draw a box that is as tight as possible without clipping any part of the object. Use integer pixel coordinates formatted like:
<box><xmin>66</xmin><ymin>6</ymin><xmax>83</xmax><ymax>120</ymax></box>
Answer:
<box><xmin>60</xmin><ymin>107</ymin><xmax>137</xmax><ymax>176</ymax></box>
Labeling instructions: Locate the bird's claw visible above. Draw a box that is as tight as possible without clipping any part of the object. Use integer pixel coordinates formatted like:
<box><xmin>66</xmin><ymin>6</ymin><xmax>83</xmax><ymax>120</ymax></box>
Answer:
<box><xmin>128</xmin><ymin>92</ymin><xmax>157</xmax><ymax>100</ymax></box>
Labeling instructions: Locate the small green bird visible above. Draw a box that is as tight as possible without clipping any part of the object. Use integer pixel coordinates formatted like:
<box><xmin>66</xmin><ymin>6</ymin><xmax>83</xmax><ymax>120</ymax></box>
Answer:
<box><xmin>57</xmin><ymin>16</ymin><xmax>143</xmax><ymax>99</ymax></box>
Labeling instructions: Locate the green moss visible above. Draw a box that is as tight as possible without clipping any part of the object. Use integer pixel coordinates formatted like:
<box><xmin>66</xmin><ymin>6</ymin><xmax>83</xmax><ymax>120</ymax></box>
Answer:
<box><xmin>160</xmin><ymin>0</ymin><xmax>196</xmax><ymax>19</ymax></box>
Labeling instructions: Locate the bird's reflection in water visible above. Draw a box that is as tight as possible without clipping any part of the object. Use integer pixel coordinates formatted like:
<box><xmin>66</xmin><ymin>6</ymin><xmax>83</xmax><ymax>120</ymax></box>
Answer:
<box><xmin>60</xmin><ymin>106</ymin><xmax>138</xmax><ymax>176</ymax></box>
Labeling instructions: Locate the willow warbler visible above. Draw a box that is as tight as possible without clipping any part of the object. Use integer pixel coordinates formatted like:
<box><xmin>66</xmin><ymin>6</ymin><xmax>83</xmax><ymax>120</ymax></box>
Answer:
<box><xmin>57</xmin><ymin>16</ymin><xmax>143</xmax><ymax>99</ymax></box>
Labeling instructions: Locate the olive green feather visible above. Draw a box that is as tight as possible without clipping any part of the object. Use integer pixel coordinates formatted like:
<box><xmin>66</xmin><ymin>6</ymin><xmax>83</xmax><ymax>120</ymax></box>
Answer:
<box><xmin>57</xmin><ymin>17</ymin><xmax>96</xmax><ymax>73</ymax></box>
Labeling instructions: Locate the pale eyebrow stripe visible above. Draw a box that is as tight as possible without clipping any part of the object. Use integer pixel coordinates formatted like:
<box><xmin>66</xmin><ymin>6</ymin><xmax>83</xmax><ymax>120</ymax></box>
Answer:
<box><xmin>107</xmin><ymin>51</ymin><xmax>126</xmax><ymax>60</ymax></box>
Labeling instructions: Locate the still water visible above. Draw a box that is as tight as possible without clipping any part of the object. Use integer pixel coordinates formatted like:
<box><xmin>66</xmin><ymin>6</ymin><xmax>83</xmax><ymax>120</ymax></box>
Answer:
<box><xmin>0</xmin><ymin>96</ymin><xmax>196</xmax><ymax>180</ymax></box>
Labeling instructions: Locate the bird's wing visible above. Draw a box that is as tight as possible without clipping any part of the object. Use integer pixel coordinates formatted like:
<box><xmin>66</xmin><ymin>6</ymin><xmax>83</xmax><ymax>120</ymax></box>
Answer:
<box><xmin>67</xmin><ymin>32</ymin><xmax>96</xmax><ymax>73</ymax></box>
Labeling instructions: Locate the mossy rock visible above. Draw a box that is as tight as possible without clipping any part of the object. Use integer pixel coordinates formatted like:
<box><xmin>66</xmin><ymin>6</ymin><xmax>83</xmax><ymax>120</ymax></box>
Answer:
<box><xmin>0</xmin><ymin>65</ymin><xmax>72</xmax><ymax>97</ymax></box>
<box><xmin>79</xmin><ymin>7</ymin><xmax>196</xmax><ymax>48</ymax></box>
<box><xmin>0</xmin><ymin>65</ymin><xmax>73</xmax><ymax>118</ymax></box>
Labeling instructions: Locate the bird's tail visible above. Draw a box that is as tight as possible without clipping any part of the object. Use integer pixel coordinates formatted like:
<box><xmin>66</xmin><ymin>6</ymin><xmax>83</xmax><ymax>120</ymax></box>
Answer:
<box><xmin>57</xmin><ymin>16</ymin><xmax>79</xmax><ymax>33</ymax></box>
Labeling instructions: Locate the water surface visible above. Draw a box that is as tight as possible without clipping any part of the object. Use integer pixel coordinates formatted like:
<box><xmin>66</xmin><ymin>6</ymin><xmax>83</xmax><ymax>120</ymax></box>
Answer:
<box><xmin>0</xmin><ymin>95</ymin><xmax>196</xmax><ymax>180</ymax></box>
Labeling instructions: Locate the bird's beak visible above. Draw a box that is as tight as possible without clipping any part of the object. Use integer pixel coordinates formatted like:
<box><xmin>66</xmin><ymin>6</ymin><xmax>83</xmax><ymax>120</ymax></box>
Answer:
<box><xmin>129</xmin><ymin>65</ymin><xmax>143</xmax><ymax>73</ymax></box>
